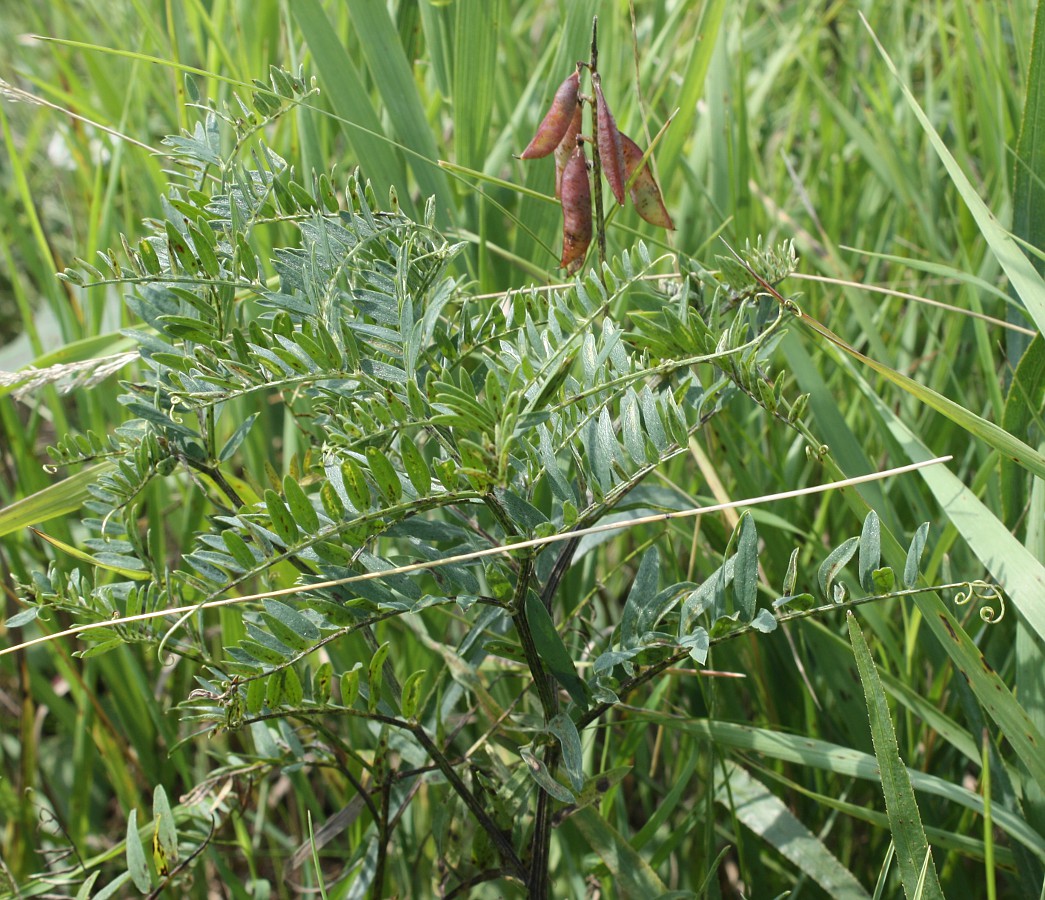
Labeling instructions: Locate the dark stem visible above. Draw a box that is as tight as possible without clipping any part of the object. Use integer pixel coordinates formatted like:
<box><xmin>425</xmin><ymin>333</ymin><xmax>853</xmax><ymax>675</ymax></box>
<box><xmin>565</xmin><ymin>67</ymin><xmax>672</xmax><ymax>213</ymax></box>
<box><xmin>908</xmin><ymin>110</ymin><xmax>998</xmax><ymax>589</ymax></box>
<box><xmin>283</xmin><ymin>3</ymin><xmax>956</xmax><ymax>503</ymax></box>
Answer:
<box><xmin>541</xmin><ymin>535</ymin><xmax>580</xmax><ymax>610</ymax></box>
<box><xmin>527</xmin><ymin>745</ymin><xmax>560</xmax><ymax>900</ymax></box>
<box><xmin>444</xmin><ymin>868</ymin><xmax>516</xmax><ymax>899</ymax></box>
<box><xmin>410</xmin><ymin>724</ymin><xmax>526</xmax><ymax>877</ymax></box>
<box><xmin>512</xmin><ymin>555</ymin><xmax>558</xmax><ymax>718</ymax></box>
<box><xmin>308</xmin><ymin>719</ymin><xmax>382</xmax><ymax>823</ymax></box>
<box><xmin>373</xmin><ymin>775</ymin><xmax>391</xmax><ymax>898</ymax></box>
<box><xmin>588</xmin><ymin>17</ymin><xmax>608</xmax><ymax>283</ymax></box>
<box><xmin>271</xmin><ymin>705</ymin><xmax>526</xmax><ymax>878</ymax></box>
<box><xmin>513</xmin><ymin>545</ymin><xmax>569</xmax><ymax>898</ymax></box>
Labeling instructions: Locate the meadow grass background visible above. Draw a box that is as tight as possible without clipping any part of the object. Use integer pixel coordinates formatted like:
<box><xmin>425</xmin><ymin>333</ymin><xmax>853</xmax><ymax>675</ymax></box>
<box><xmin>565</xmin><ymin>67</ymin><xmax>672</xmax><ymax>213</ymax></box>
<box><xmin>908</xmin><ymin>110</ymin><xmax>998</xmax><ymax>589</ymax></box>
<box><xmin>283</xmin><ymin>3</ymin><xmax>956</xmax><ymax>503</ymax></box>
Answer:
<box><xmin>1</xmin><ymin>0</ymin><xmax>1043</xmax><ymax>896</ymax></box>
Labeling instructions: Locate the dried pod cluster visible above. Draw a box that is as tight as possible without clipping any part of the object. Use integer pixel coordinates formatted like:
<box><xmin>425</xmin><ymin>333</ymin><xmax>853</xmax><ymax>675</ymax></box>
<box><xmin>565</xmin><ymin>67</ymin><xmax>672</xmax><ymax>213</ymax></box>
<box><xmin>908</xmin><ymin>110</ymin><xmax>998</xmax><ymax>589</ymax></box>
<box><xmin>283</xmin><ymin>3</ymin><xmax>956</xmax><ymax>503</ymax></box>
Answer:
<box><xmin>518</xmin><ymin>66</ymin><xmax>673</xmax><ymax>274</ymax></box>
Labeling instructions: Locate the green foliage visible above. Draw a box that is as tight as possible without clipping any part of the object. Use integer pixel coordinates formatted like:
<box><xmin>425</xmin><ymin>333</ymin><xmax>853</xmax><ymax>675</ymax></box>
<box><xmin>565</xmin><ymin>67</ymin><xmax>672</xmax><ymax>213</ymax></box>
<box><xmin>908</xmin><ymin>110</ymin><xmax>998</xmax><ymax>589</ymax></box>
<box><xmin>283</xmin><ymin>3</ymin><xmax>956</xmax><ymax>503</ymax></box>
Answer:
<box><xmin>3</xmin><ymin>95</ymin><xmax>835</xmax><ymax>893</ymax></box>
<box><xmin>1</xmin><ymin>2</ymin><xmax>1044</xmax><ymax>898</ymax></box>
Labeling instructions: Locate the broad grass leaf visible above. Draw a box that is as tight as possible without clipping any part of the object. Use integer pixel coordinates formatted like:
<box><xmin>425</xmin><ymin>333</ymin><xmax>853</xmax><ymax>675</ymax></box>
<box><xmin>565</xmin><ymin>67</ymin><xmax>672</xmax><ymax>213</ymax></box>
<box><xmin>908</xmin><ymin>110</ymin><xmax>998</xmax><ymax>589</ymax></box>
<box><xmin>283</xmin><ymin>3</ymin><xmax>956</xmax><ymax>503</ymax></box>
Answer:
<box><xmin>629</xmin><ymin>712</ymin><xmax>1045</xmax><ymax>859</ymax></box>
<box><xmin>715</xmin><ymin>759</ymin><xmax>869</xmax><ymax>899</ymax></box>
<box><xmin>1001</xmin><ymin>336</ymin><xmax>1045</xmax><ymax>526</ymax></box>
<box><xmin>292</xmin><ymin>0</ymin><xmax>411</xmax><ymax>216</ymax></box>
<box><xmin>848</xmin><ymin>613</ymin><xmax>944</xmax><ymax>899</ymax></box>
<box><xmin>571</xmin><ymin>807</ymin><xmax>669</xmax><ymax>896</ymax></box>
<box><xmin>865</xmin><ymin>395</ymin><xmax>1045</xmax><ymax>792</ymax></box>
<box><xmin>868</xmin><ymin>17</ymin><xmax>1045</xmax><ymax>345</ymax></box>
<box><xmin>798</xmin><ymin>313</ymin><xmax>1045</xmax><ymax>482</ymax></box>
<box><xmin>343</xmin><ymin>0</ymin><xmax>454</xmax><ymax>223</ymax></box>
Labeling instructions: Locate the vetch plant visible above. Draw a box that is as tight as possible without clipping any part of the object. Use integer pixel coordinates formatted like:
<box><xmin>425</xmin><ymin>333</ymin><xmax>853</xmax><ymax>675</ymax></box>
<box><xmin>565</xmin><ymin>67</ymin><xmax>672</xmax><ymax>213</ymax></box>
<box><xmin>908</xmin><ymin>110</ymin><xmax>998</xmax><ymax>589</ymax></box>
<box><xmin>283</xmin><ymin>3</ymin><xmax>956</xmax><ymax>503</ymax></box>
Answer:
<box><xmin>0</xmin><ymin>55</ymin><xmax>999</xmax><ymax>900</ymax></box>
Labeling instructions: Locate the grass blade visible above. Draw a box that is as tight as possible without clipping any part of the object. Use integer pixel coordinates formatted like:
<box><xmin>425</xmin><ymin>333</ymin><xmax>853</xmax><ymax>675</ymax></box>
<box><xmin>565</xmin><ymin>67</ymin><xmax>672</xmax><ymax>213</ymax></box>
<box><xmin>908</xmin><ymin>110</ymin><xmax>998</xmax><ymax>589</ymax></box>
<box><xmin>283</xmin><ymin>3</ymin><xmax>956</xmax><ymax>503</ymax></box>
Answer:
<box><xmin>571</xmin><ymin>806</ymin><xmax>670</xmax><ymax>896</ymax></box>
<box><xmin>1010</xmin><ymin>0</ymin><xmax>1045</xmax><ymax>360</ymax></box>
<box><xmin>0</xmin><ymin>463</ymin><xmax>116</xmax><ymax>538</ymax></box>
<box><xmin>716</xmin><ymin>759</ymin><xmax>870</xmax><ymax>898</ymax></box>
<box><xmin>344</xmin><ymin>0</ymin><xmax>454</xmax><ymax>223</ymax></box>
<box><xmin>848</xmin><ymin>612</ymin><xmax>944</xmax><ymax>899</ymax></box>
<box><xmin>451</xmin><ymin>0</ymin><xmax>501</xmax><ymax>170</ymax></box>
<box><xmin>863</xmin><ymin>14</ymin><xmax>1045</xmax><ymax>336</ymax></box>
<box><xmin>629</xmin><ymin>711</ymin><xmax>1045</xmax><ymax>860</ymax></box>
<box><xmin>293</xmin><ymin>0</ymin><xmax>412</xmax><ymax>214</ymax></box>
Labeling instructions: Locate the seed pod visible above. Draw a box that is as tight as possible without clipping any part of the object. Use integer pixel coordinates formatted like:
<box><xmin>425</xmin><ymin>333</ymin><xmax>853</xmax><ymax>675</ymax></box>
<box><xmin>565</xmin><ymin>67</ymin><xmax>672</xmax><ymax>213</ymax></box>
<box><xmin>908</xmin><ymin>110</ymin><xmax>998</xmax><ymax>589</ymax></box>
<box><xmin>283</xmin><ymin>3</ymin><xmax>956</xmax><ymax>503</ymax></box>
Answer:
<box><xmin>553</xmin><ymin>103</ymin><xmax>583</xmax><ymax>198</ymax></box>
<box><xmin>560</xmin><ymin>146</ymin><xmax>592</xmax><ymax>274</ymax></box>
<box><xmin>595</xmin><ymin>80</ymin><xmax>626</xmax><ymax>205</ymax></box>
<box><xmin>520</xmin><ymin>70</ymin><xmax>580</xmax><ymax>160</ymax></box>
<box><xmin>620</xmin><ymin>132</ymin><xmax>674</xmax><ymax>230</ymax></box>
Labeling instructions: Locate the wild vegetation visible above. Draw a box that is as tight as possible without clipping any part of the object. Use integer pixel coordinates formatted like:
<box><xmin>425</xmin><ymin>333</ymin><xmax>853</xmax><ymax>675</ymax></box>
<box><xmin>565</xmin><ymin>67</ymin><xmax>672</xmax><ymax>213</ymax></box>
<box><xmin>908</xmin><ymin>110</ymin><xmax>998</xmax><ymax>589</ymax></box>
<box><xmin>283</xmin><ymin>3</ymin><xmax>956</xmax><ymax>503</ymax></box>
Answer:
<box><xmin>1</xmin><ymin>2</ymin><xmax>1044</xmax><ymax>898</ymax></box>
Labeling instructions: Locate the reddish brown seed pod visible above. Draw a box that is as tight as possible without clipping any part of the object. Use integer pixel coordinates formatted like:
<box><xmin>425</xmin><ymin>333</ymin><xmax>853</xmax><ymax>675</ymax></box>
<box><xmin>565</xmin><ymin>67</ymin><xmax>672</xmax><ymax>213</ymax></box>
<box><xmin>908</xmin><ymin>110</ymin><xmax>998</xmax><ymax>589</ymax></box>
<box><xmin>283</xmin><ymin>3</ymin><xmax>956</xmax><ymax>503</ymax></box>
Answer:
<box><xmin>520</xmin><ymin>70</ymin><xmax>581</xmax><ymax>160</ymax></box>
<box><xmin>594</xmin><ymin>80</ymin><xmax>626</xmax><ymax>205</ymax></box>
<box><xmin>553</xmin><ymin>103</ymin><xmax>583</xmax><ymax>199</ymax></box>
<box><xmin>559</xmin><ymin>146</ymin><xmax>593</xmax><ymax>274</ymax></box>
<box><xmin>620</xmin><ymin>132</ymin><xmax>674</xmax><ymax>230</ymax></box>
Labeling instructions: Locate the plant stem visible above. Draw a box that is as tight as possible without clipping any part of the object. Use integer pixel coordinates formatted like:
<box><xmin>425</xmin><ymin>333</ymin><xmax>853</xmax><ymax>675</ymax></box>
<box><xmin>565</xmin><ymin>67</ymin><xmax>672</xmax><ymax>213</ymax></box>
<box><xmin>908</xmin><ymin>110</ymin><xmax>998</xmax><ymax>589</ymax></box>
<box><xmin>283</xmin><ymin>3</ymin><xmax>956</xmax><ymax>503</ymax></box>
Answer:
<box><xmin>373</xmin><ymin>775</ymin><xmax>391</xmax><ymax>898</ymax></box>
<box><xmin>588</xmin><ymin>17</ymin><xmax>608</xmax><ymax>283</ymax></box>
<box><xmin>527</xmin><ymin>744</ymin><xmax>560</xmax><ymax>900</ymax></box>
<box><xmin>410</xmin><ymin>724</ymin><xmax>525</xmax><ymax>878</ymax></box>
<box><xmin>512</xmin><ymin>554</ymin><xmax>559</xmax><ymax>719</ymax></box>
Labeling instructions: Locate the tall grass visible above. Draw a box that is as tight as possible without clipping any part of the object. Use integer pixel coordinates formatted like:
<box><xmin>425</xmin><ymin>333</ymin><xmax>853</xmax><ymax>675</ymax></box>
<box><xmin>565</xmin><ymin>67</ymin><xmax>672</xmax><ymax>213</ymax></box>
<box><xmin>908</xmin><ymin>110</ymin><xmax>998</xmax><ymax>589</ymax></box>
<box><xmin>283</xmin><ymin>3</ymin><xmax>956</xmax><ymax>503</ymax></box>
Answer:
<box><xmin>1</xmin><ymin>0</ymin><xmax>1043</xmax><ymax>896</ymax></box>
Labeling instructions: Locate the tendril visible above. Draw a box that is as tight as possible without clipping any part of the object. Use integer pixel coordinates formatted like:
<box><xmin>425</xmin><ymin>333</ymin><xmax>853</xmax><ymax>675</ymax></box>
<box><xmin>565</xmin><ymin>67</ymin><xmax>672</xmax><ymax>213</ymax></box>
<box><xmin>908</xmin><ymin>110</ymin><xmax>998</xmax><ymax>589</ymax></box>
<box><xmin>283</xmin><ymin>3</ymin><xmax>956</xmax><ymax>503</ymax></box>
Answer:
<box><xmin>953</xmin><ymin>580</ymin><xmax>1004</xmax><ymax>624</ymax></box>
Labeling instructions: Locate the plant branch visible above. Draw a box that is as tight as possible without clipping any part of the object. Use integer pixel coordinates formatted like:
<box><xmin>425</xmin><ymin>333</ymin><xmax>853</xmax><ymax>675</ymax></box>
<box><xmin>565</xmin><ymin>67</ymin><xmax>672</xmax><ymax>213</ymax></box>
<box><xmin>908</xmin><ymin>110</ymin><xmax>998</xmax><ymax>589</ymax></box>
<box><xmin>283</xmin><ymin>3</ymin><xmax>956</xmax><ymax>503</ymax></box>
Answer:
<box><xmin>511</xmin><ymin>555</ymin><xmax>558</xmax><ymax>718</ymax></box>
<box><xmin>0</xmin><ymin>457</ymin><xmax>954</xmax><ymax>660</ymax></box>
<box><xmin>409</xmin><ymin>724</ymin><xmax>525</xmax><ymax>877</ymax></box>
<box><xmin>588</xmin><ymin>17</ymin><xmax>608</xmax><ymax>280</ymax></box>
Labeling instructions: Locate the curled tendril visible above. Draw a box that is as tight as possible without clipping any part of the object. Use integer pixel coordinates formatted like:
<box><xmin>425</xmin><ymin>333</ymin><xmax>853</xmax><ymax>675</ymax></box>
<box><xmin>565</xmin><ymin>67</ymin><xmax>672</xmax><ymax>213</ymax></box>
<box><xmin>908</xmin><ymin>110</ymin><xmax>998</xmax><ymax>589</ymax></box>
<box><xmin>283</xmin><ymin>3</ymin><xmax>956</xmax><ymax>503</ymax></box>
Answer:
<box><xmin>804</xmin><ymin>443</ymin><xmax>829</xmax><ymax>462</ymax></box>
<box><xmin>953</xmin><ymin>580</ymin><xmax>1005</xmax><ymax>624</ymax></box>
<box><xmin>783</xmin><ymin>298</ymin><xmax>802</xmax><ymax>316</ymax></box>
